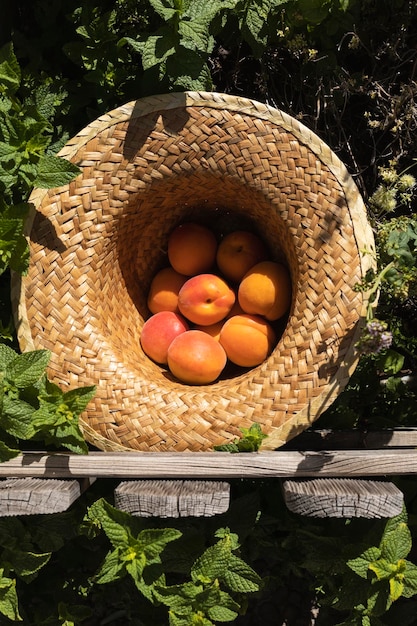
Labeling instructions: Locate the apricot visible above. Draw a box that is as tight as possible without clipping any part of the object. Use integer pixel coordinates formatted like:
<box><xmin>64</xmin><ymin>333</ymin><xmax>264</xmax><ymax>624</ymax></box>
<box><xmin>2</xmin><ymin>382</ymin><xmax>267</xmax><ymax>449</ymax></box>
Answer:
<box><xmin>147</xmin><ymin>266</ymin><xmax>188</xmax><ymax>314</ymax></box>
<box><xmin>140</xmin><ymin>311</ymin><xmax>189</xmax><ymax>364</ymax></box>
<box><xmin>167</xmin><ymin>330</ymin><xmax>227</xmax><ymax>384</ymax></box>
<box><xmin>219</xmin><ymin>314</ymin><xmax>276</xmax><ymax>367</ymax></box>
<box><xmin>238</xmin><ymin>261</ymin><xmax>292</xmax><ymax>321</ymax></box>
<box><xmin>216</xmin><ymin>230</ymin><xmax>268</xmax><ymax>283</ymax></box>
<box><xmin>167</xmin><ymin>222</ymin><xmax>218</xmax><ymax>276</ymax></box>
<box><xmin>178</xmin><ymin>273</ymin><xmax>235</xmax><ymax>326</ymax></box>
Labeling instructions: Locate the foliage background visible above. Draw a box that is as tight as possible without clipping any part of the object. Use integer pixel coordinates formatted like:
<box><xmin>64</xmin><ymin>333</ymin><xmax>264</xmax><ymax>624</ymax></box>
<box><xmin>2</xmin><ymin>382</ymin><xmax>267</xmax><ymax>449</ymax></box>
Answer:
<box><xmin>0</xmin><ymin>0</ymin><xmax>417</xmax><ymax>624</ymax></box>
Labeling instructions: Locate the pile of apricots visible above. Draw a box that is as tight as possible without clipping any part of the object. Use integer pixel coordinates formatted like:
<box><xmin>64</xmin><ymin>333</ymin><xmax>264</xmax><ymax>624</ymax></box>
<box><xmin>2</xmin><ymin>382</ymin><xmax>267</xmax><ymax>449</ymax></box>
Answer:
<box><xmin>140</xmin><ymin>222</ymin><xmax>292</xmax><ymax>385</ymax></box>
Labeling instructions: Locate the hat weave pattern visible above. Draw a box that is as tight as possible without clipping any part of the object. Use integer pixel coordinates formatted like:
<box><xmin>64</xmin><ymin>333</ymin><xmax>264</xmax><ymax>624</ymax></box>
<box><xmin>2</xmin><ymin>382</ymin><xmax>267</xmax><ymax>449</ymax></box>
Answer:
<box><xmin>13</xmin><ymin>92</ymin><xmax>375</xmax><ymax>452</ymax></box>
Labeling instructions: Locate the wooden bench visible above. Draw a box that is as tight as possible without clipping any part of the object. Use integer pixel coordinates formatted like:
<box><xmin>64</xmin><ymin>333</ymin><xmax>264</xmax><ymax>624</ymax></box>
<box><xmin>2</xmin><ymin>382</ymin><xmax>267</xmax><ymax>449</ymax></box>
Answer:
<box><xmin>0</xmin><ymin>427</ymin><xmax>415</xmax><ymax>518</ymax></box>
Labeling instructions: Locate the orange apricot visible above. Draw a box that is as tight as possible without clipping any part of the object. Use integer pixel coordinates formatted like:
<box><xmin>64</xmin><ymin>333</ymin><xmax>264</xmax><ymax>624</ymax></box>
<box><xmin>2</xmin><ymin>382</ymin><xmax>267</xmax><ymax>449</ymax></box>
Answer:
<box><xmin>147</xmin><ymin>266</ymin><xmax>188</xmax><ymax>314</ymax></box>
<box><xmin>216</xmin><ymin>230</ymin><xmax>268</xmax><ymax>283</ymax></box>
<box><xmin>177</xmin><ymin>273</ymin><xmax>235</xmax><ymax>326</ymax></box>
<box><xmin>219</xmin><ymin>313</ymin><xmax>276</xmax><ymax>367</ymax></box>
<box><xmin>167</xmin><ymin>330</ymin><xmax>227</xmax><ymax>384</ymax></box>
<box><xmin>167</xmin><ymin>222</ymin><xmax>218</xmax><ymax>276</ymax></box>
<box><xmin>238</xmin><ymin>261</ymin><xmax>292</xmax><ymax>321</ymax></box>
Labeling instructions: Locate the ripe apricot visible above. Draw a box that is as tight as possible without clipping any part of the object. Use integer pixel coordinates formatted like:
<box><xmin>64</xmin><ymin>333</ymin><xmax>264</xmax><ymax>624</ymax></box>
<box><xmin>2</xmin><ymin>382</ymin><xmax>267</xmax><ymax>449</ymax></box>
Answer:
<box><xmin>167</xmin><ymin>330</ymin><xmax>227</xmax><ymax>384</ymax></box>
<box><xmin>177</xmin><ymin>273</ymin><xmax>235</xmax><ymax>326</ymax></box>
<box><xmin>167</xmin><ymin>222</ymin><xmax>218</xmax><ymax>276</ymax></box>
<box><xmin>219</xmin><ymin>314</ymin><xmax>276</xmax><ymax>367</ymax></box>
<box><xmin>147</xmin><ymin>266</ymin><xmax>188</xmax><ymax>314</ymax></box>
<box><xmin>238</xmin><ymin>261</ymin><xmax>292</xmax><ymax>321</ymax></box>
<box><xmin>216</xmin><ymin>230</ymin><xmax>268</xmax><ymax>283</ymax></box>
<box><xmin>140</xmin><ymin>311</ymin><xmax>189</xmax><ymax>364</ymax></box>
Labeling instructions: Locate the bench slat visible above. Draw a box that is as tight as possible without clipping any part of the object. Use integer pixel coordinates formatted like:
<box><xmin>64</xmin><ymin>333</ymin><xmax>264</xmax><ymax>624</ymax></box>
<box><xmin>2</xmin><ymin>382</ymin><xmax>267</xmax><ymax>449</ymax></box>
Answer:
<box><xmin>1</xmin><ymin>449</ymin><xmax>417</xmax><ymax>479</ymax></box>
<box><xmin>114</xmin><ymin>480</ymin><xmax>230</xmax><ymax>518</ymax></box>
<box><xmin>282</xmin><ymin>478</ymin><xmax>404</xmax><ymax>519</ymax></box>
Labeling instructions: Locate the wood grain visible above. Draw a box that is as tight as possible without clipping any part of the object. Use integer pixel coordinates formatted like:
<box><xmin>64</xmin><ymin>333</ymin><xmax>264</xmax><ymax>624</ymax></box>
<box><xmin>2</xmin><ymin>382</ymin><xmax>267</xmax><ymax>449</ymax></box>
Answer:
<box><xmin>0</xmin><ymin>478</ymin><xmax>89</xmax><ymax>516</ymax></box>
<box><xmin>1</xmin><ymin>449</ymin><xmax>417</xmax><ymax>479</ymax></box>
<box><xmin>282</xmin><ymin>478</ymin><xmax>404</xmax><ymax>518</ymax></box>
<box><xmin>114</xmin><ymin>480</ymin><xmax>230</xmax><ymax>518</ymax></box>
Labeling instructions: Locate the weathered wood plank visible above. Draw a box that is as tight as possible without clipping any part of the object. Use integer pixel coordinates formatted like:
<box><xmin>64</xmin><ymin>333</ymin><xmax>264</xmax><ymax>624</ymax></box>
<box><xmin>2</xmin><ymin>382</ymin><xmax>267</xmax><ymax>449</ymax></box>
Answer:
<box><xmin>282</xmin><ymin>427</ymin><xmax>417</xmax><ymax>450</ymax></box>
<box><xmin>0</xmin><ymin>478</ymin><xmax>93</xmax><ymax>516</ymax></box>
<box><xmin>282</xmin><ymin>478</ymin><xmax>404</xmax><ymax>519</ymax></box>
<box><xmin>114</xmin><ymin>480</ymin><xmax>230</xmax><ymax>518</ymax></box>
<box><xmin>1</xmin><ymin>449</ymin><xmax>417</xmax><ymax>478</ymax></box>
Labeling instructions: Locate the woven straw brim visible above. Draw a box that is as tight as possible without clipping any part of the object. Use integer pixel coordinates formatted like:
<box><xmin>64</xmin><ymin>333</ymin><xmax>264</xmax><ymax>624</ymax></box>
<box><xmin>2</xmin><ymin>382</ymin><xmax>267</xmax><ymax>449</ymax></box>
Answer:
<box><xmin>12</xmin><ymin>92</ymin><xmax>375</xmax><ymax>452</ymax></box>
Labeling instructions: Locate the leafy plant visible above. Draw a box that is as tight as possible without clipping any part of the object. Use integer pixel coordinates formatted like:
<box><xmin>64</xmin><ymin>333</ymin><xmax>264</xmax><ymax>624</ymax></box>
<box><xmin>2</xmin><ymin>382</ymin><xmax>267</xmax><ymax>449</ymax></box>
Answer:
<box><xmin>85</xmin><ymin>498</ymin><xmax>262</xmax><ymax>625</ymax></box>
<box><xmin>214</xmin><ymin>423</ymin><xmax>268</xmax><ymax>452</ymax></box>
<box><xmin>0</xmin><ymin>43</ymin><xmax>80</xmax><ymax>277</ymax></box>
<box><xmin>0</xmin><ymin>343</ymin><xmax>94</xmax><ymax>460</ymax></box>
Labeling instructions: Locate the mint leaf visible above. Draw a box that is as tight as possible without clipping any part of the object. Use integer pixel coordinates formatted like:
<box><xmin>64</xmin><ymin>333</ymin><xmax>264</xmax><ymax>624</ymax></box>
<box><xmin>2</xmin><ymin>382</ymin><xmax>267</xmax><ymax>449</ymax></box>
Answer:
<box><xmin>1</xmin><ymin>396</ymin><xmax>37</xmax><ymax>439</ymax></box>
<box><xmin>34</xmin><ymin>155</ymin><xmax>80</xmax><ymax>188</ymax></box>
<box><xmin>402</xmin><ymin>561</ymin><xmax>417</xmax><ymax>598</ymax></box>
<box><xmin>381</xmin><ymin>523</ymin><xmax>412</xmax><ymax>562</ymax></box>
<box><xmin>192</xmin><ymin>539</ymin><xmax>231</xmax><ymax>583</ymax></box>
<box><xmin>0</xmin><ymin>439</ymin><xmax>20</xmax><ymax>463</ymax></box>
<box><xmin>142</xmin><ymin>29</ymin><xmax>177</xmax><ymax>70</ymax></box>
<box><xmin>347</xmin><ymin>547</ymin><xmax>382</xmax><ymax>579</ymax></box>
<box><xmin>139</xmin><ymin>528</ymin><xmax>182</xmax><ymax>562</ymax></box>
<box><xmin>87</xmin><ymin>498</ymin><xmax>140</xmax><ymax>548</ymax></box>
<box><xmin>0</xmin><ymin>44</ymin><xmax>21</xmax><ymax>96</ymax></box>
<box><xmin>0</xmin><ymin>569</ymin><xmax>21</xmax><ymax>621</ymax></box>
<box><xmin>221</xmin><ymin>553</ymin><xmax>262</xmax><ymax>593</ymax></box>
<box><xmin>5</xmin><ymin>350</ymin><xmax>50</xmax><ymax>388</ymax></box>
<box><xmin>148</xmin><ymin>0</ymin><xmax>177</xmax><ymax>21</ymax></box>
<box><xmin>207</xmin><ymin>595</ymin><xmax>239</xmax><ymax>622</ymax></box>
<box><xmin>95</xmin><ymin>548</ymin><xmax>126</xmax><ymax>584</ymax></box>
<box><xmin>369</xmin><ymin>558</ymin><xmax>399</xmax><ymax>581</ymax></box>
<box><xmin>5</xmin><ymin>549</ymin><xmax>51</xmax><ymax>582</ymax></box>
<box><xmin>0</xmin><ymin>343</ymin><xmax>17</xmax><ymax>371</ymax></box>
<box><xmin>389</xmin><ymin>575</ymin><xmax>404</xmax><ymax>602</ymax></box>
<box><xmin>241</xmin><ymin>0</ymin><xmax>274</xmax><ymax>57</ymax></box>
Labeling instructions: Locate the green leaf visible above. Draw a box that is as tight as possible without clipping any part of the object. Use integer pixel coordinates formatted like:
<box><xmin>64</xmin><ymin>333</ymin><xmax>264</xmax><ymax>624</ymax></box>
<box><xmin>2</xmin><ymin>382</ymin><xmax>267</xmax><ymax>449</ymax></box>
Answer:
<box><xmin>139</xmin><ymin>528</ymin><xmax>183</xmax><ymax>562</ymax></box>
<box><xmin>178</xmin><ymin>19</ymin><xmax>213</xmax><ymax>52</ymax></box>
<box><xmin>0</xmin><ymin>44</ymin><xmax>21</xmax><ymax>96</ymax></box>
<box><xmin>381</xmin><ymin>523</ymin><xmax>412</xmax><ymax>562</ymax></box>
<box><xmin>240</xmin><ymin>0</ymin><xmax>276</xmax><ymax>57</ymax></box>
<box><xmin>63</xmin><ymin>385</ymin><xmax>96</xmax><ymax>415</ymax></box>
<box><xmin>347</xmin><ymin>547</ymin><xmax>382</xmax><ymax>578</ymax></box>
<box><xmin>369</xmin><ymin>558</ymin><xmax>398</xmax><ymax>581</ymax></box>
<box><xmin>5</xmin><ymin>549</ymin><xmax>51</xmax><ymax>582</ymax></box>
<box><xmin>402</xmin><ymin>561</ymin><xmax>417</xmax><ymax>598</ymax></box>
<box><xmin>0</xmin><ymin>439</ymin><xmax>20</xmax><ymax>463</ymax></box>
<box><xmin>0</xmin><ymin>569</ymin><xmax>21</xmax><ymax>621</ymax></box>
<box><xmin>0</xmin><ymin>343</ymin><xmax>17</xmax><ymax>371</ymax></box>
<box><xmin>1</xmin><ymin>396</ymin><xmax>37</xmax><ymax>439</ymax></box>
<box><xmin>221</xmin><ymin>553</ymin><xmax>262</xmax><ymax>593</ymax></box>
<box><xmin>389</xmin><ymin>576</ymin><xmax>404</xmax><ymax>602</ymax></box>
<box><xmin>149</xmin><ymin>0</ymin><xmax>178</xmax><ymax>21</ymax></box>
<box><xmin>214</xmin><ymin>423</ymin><xmax>268</xmax><ymax>452</ymax></box>
<box><xmin>86</xmin><ymin>498</ymin><xmax>137</xmax><ymax>548</ymax></box>
<box><xmin>166</xmin><ymin>48</ymin><xmax>212</xmax><ymax>90</ymax></box>
<box><xmin>5</xmin><ymin>350</ymin><xmax>50</xmax><ymax>388</ymax></box>
<box><xmin>142</xmin><ymin>29</ymin><xmax>178</xmax><ymax>70</ymax></box>
<box><xmin>95</xmin><ymin>547</ymin><xmax>126</xmax><ymax>584</ymax></box>
<box><xmin>376</xmin><ymin>349</ymin><xmax>405</xmax><ymax>375</ymax></box>
<box><xmin>156</xmin><ymin>581</ymin><xmax>202</xmax><ymax>612</ymax></box>
<box><xmin>192</xmin><ymin>539</ymin><xmax>231</xmax><ymax>583</ymax></box>
<box><xmin>0</xmin><ymin>216</ymin><xmax>29</xmax><ymax>275</ymax></box>
<box><xmin>33</xmin><ymin>155</ymin><xmax>80</xmax><ymax>188</ymax></box>
<box><xmin>207</xmin><ymin>597</ymin><xmax>239</xmax><ymax>622</ymax></box>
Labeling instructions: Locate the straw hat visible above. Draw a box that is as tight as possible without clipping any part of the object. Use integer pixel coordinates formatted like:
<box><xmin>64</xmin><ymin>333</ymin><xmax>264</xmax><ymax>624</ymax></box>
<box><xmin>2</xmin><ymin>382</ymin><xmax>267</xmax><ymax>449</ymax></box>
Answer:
<box><xmin>12</xmin><ymin>92</ymin><xmax>375</xmax><ymax>452</ymax></box>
